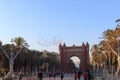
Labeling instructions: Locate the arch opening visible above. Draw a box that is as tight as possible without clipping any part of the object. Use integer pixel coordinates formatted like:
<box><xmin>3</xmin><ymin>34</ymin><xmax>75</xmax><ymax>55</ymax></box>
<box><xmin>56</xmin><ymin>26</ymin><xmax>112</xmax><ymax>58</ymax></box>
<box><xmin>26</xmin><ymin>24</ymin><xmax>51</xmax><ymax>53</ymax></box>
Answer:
<box><xmin>70</xmin><ymin>56</ymin><xmax>80</xmax><ymax>68</ymax></box>
<box><xmin>67</xmin><ymin>56</ymin><xmax>81</xmax><ymax>72</ymax></box>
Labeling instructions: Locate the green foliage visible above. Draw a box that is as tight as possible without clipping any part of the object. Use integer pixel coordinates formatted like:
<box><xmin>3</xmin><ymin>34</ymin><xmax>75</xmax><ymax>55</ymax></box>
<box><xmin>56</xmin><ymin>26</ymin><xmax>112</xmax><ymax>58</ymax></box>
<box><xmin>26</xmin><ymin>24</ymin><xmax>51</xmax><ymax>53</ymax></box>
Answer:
<box><xmin>0</xmin><ymin>37</ymin><xmax>60</xmax><ymax>73</ymax></box>
<box><xmin>91</xmin><ymin>25</ymin><xmax>120</xmax><ymax>73</ymax></box>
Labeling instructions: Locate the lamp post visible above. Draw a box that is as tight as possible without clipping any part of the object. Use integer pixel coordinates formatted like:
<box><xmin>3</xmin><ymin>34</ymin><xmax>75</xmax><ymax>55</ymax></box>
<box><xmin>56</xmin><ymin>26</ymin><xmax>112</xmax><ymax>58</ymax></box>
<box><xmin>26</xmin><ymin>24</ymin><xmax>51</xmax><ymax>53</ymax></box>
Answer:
<box><xmin>46</xmin><ymin>62</ymin><xmax>49</xmax><ymax>73</ymax></box>
<box><xmin>0</xmin><ymin>40</ymin><xmax>22</xmax><ymax>78</ymax></box>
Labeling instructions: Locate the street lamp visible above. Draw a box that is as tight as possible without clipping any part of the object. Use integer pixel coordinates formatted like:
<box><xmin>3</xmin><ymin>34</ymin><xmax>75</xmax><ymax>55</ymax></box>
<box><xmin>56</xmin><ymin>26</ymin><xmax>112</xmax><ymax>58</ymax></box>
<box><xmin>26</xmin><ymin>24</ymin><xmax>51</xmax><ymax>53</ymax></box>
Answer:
<box><xmin>46</xmin><ymin>62</ymin><xmax>49</xmax><ymax>73</ymax></box>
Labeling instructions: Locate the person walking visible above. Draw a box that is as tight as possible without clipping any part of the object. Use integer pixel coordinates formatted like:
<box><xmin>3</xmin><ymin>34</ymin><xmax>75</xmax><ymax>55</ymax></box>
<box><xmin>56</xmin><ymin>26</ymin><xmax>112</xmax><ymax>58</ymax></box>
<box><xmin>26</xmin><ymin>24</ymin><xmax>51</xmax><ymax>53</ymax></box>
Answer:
<box><xmin>38</xmin><ymin>71</ymin><xmax>43</xmax><ymax>80</ymax></box>
<box><xmin>77</xmin><ymin>70</ymin><xmax>82</xmax><ymax>80</ymax></box>
<box><xmin>60</xmin><ymin>72</ymin><xmax>64</xmax><ymax>80</ymax></box>
<box><xmin>87</xmin><ymin>70</ymin><xmax>91</xmax><ymax>80</ymax></box>
<box><xmin>83</xmin><ymin>71</ymin><xmax>88</xmax><ymax>80</ymax></box>
<box><xmin>48</xmin><ymin>72</ymin><xmax>52</xmax><ymax>80</ymax></box>
<box><xmin>53</xmin><ymin>72</ymin><xmax>56</xmax><ymax>79</ymax></box>
<box><xmin>19</xmin><ymin>71</ymin><xmax>23</xmax><ymax>80</ymax></box>
<box><xmin>74</xmin><ymin>71</ymin><xmax>77</xmax><ymax>80</ymax></box>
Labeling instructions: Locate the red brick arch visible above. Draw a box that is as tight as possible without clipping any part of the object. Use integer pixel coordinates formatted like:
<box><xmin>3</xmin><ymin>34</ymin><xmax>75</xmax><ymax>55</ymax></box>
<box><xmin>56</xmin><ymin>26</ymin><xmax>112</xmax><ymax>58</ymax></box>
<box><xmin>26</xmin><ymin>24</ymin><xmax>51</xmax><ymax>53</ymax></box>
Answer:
<box><xmin>59</xmin><ymin>42</ymin><xmax>90</xmax><ymax>73</ymax></box>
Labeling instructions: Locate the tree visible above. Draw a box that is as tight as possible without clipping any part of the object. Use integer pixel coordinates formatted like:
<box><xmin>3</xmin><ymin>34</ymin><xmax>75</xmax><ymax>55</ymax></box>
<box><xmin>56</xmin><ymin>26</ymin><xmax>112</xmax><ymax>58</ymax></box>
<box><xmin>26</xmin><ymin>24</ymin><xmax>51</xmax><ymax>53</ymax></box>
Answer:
<box><xmin>11</xmin><ymin>37</ymin><xmax>28</xmax><ymax>47</ymax></box>
<box><xmin>102</xmin><ymin>28</ymin><xmax>120</xmax><ymax>73</ymax></box>
<box><xmin>0</xmin><ymin>37</ymin><xmax>28</xmax><ymax>78</ymax></box>
<box><xmin>91</xmin><ymin>23</ymin><xmax>120</xmax><ymax>75</ymax></box>
<box><xmin>91</xmin><ymin>44</ymin><xmax>105</xmax><ymax>72</ymax></box>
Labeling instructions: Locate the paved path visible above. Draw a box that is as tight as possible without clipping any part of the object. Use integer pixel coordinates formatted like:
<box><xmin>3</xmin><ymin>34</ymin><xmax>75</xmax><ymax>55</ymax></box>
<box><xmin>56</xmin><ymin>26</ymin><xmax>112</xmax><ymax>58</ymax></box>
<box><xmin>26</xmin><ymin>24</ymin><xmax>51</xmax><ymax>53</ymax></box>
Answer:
<box><xmin>42</xmin><ymin>78</ymin><xmax>84</xmax><ymax>80</ymax></box>
<box><xmin>42</xmin><ymin>76</ymin><xmax>84</xmax><ymax>80</ymax></box>
<box><xmin>0</xmin><ymin>74</ymin><xmax>84</xmax><ymax>80</ymax></box>
<box><xmin>22</xmin><ymin>75</ymin><xmax>84</xmax><ymax>80</ymax></box>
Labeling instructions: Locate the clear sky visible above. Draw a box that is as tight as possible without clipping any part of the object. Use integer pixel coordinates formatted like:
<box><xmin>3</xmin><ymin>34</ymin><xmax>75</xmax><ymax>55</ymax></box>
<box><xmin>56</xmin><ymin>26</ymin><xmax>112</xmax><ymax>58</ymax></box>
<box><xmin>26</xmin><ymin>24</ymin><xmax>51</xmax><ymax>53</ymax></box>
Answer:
<box><xmin>0</xmin><ymin>0</ymin><xmax>120</xmax><ymax>53</ymax></box>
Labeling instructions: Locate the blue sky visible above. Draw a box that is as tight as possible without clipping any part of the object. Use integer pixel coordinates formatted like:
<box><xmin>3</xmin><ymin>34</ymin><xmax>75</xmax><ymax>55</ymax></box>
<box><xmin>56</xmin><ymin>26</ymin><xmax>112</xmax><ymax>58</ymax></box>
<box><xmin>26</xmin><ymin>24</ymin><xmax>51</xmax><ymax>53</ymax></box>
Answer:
<box><xmin>0</xmin><ymin>0</ymin><xmax>120</xmax><ymax>52</ymax></box>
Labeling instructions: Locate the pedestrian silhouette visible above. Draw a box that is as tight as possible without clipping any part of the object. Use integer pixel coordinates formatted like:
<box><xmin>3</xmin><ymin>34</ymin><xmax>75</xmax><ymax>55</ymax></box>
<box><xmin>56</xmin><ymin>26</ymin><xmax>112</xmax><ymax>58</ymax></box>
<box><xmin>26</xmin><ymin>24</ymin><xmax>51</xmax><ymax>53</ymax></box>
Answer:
<box><xmin>60</xmin><ymin>72</ymin><xmax>64</xmax><ymax>80</ymax></box>
<box><xmin>74</xmin><ymin>71</ymin><xmax>77</xmax><ymax>80</ymax></box>
<box><xmin>87</xmin><ymin>70</ymin><xmax>91</xmax><ymax>80</ymax></box>
<box><xmin>77</xmin><ymin>70</ymin><xmax>82</xmax><ymax>80</ymax></box>
<box><xmin>38</xmin><ymin>71</ymin><xmax>43</xmax><ymax>80</ymax></box>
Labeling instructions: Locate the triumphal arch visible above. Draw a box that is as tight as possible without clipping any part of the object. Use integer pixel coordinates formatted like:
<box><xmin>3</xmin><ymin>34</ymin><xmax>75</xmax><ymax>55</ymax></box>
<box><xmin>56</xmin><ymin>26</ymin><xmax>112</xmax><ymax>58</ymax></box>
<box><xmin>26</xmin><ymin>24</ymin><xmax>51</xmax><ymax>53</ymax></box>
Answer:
<box><xmin>59</xmin><ymin>42</ymin><xmax>90</xmax><ymax>73</ymax></box>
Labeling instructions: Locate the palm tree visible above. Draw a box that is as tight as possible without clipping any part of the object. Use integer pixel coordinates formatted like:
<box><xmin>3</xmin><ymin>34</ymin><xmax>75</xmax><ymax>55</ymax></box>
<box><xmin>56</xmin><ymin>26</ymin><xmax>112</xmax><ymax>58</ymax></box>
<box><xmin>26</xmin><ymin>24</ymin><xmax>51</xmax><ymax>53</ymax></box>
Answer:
<box><xmin>0</xmin><ymin>37</ymin><xmax>28</xmax><ymax>77</ymax></box>
<box><xmin>114</xmin><ymin>26</ymin><xmax>120</xmax><ymax>74</ymax></box>
<box><xmin>98</xmin><ymin>27</ymin><xmax>120</xmax><ymax>74</ymax></box>
<box><xmin>11</xmin><ymin>37</ymin><xmax>28</xmax><ymax>47</ymax></box>
<box><xmin>91</xmin><ymin>44</ymin><xmax>101</xmax><ymax>72</ymax></box>
<box><xmin>91</xmin><ymin>20</ymin><xmax>120</xmax><ymax>75</ymax></box>
<box><xmin>10</xmin><ymin>37</ymin><xmax>29</xmax><ymax>75</ymax></box>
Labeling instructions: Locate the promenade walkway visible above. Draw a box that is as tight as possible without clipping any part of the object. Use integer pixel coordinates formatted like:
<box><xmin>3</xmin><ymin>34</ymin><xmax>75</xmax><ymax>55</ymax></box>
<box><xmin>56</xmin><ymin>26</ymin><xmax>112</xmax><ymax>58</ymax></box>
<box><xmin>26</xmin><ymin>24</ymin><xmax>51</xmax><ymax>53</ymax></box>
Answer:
<box><xmin>22</xmin><ymin>74</ymin><xmax>84</xmax><ymax>80</ymax></box>
<box><xmin>0</xmin><ymin>74</ymin><xmax>84</xmax><ymax>80</ymax></box>
<box><xmin>22</xmin><ymin>74</ymin><xmax>120</xmax><ymax>80</ymax></box>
